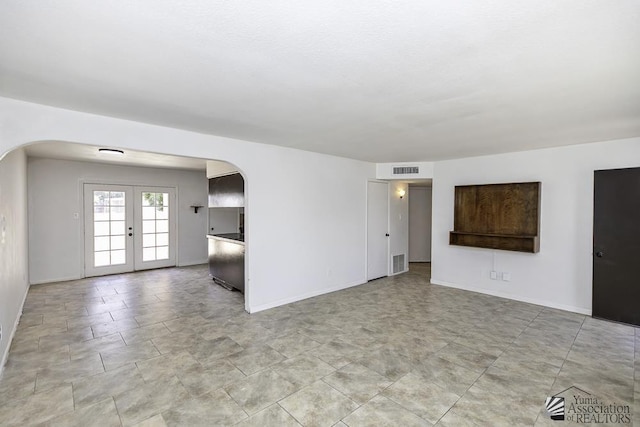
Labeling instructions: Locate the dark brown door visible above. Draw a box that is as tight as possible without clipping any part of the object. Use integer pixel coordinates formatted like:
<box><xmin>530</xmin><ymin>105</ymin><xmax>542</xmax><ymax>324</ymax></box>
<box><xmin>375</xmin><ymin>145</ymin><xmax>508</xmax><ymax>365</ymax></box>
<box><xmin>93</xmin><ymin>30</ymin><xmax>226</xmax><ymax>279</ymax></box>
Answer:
<box><xmin>593</xmin><ymin>167</ymin><xmax>640</xmax><ymax>326</ymax></box>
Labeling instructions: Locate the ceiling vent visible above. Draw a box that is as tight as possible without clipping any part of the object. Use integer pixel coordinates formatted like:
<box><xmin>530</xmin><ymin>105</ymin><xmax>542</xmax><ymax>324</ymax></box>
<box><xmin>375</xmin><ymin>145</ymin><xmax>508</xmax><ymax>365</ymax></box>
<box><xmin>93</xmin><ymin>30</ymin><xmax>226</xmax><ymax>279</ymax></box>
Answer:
<box><xmin>393</xmin><ymin>166</ymin><xmax>419</xmax><ymax>175</ymax></box>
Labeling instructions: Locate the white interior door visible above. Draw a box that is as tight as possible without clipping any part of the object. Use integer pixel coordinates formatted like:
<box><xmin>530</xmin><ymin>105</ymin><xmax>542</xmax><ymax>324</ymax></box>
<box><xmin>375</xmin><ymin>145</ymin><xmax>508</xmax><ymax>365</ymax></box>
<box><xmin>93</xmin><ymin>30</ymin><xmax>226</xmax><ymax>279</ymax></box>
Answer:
<box><xmin>84</xmin><ymin>184</ymin><xmax>177</xmax><ymax>277</ymax></box>
<box><xmin>84</xmin><ymin>184</ymin><xmax>134</xmax><ymax>277</ymax></box>
<box><xmin>367</xmin><ymin>181</ymin><xmax>389</xmax><ymax>280</ymax></box>
<box><xmin>134</xmin><ymin>187</ymin><xmax>176</xmax><ymax>270</ymax></box>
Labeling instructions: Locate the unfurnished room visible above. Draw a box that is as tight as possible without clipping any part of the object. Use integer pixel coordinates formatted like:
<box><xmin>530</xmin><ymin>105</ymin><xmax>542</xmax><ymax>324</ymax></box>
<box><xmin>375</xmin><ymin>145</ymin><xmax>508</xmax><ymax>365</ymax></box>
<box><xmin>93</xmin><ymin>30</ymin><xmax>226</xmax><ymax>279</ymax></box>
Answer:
<box><xmin>0</xmin><ymin>1</ymin><xmax>639</xmax><ymax>426</ymax></box>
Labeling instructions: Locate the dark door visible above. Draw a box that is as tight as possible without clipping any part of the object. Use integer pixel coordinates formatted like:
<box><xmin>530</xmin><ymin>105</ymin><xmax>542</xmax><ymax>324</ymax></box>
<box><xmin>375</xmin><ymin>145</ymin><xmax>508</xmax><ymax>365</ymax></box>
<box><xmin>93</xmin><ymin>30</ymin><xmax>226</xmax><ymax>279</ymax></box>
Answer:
<box><xmin>593</xmin><ymin>167</ymin><xmax>640</xmax><ymax>326</ymax></box>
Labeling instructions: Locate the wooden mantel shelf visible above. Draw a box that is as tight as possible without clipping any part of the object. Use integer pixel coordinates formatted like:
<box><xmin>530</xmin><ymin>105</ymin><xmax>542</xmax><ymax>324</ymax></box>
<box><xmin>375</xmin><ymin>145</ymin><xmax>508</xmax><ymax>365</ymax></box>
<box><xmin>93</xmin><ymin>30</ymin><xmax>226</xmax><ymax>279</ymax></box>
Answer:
<box><xmin>449</xmin><ymin>232</ymin><xmax>539</xmax><ymax>253</ymax></box>
<box><xmin>449</xmin><ymin>182</ymin><xmax>541</xmax><ymax>253</ymax></box>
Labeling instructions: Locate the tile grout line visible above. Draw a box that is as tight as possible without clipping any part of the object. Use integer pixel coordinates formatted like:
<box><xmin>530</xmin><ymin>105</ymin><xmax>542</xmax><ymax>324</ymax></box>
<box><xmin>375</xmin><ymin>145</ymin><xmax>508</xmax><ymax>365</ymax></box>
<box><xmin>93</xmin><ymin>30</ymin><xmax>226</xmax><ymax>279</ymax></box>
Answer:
<box><xmin>431</xmin><ymin>304</ymin><xmax>544</xmax><ymax>425</ymax></box>
<box><xmin>4</xmin><ymin>265</ymin><xmax>631</xmax><ymax>426</ymax></box>
<box><xmin>532</xmin><ymin>312</ymin><xmax>587</xmax><ymax>426</ymax></box>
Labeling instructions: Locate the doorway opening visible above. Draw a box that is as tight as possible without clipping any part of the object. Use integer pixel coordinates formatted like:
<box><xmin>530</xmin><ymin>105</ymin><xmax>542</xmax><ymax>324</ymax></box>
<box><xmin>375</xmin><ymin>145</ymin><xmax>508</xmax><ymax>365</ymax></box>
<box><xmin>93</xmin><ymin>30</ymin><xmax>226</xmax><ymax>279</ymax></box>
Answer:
<box><xmin>408</xmin><ymin>180</ymin><xmax>433</xmax><ymax>281</ymax></box>
<box><xmin>24</xmin><ymin>141</ymin><xmax>250</xmax><ymax>311</ymax></box>
<box><xmin>366</xmin><ymin>178</ymin><xmax>432</xmax><ymax>282</ymax></box>
<box><xmin>84</xmin><ymin>184</ymin><xmax>177</xmax><ymax>277</ymax></box>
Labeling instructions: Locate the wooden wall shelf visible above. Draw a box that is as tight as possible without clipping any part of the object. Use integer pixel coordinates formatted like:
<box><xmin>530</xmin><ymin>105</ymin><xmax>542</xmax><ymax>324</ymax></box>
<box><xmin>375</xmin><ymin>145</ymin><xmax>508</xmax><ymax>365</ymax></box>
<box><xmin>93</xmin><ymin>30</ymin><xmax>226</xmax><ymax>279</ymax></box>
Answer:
<box><xmin>449</xmin><ymin>182</ymin><xmax>541</xmax><ymax>253</ymax></box>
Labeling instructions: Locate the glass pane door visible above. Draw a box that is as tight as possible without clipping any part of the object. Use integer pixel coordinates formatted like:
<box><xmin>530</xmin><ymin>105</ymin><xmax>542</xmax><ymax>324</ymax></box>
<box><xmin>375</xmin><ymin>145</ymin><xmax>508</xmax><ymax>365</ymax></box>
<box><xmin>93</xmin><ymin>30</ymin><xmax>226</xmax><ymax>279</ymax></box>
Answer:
<box><xmin>84</xmin><ymin>184</ymin><xmax>134</xmax><ymax>277</ymax></box>
<box><xmin>93</xmin><ymin>190</ymin><xmax>127</xmax><ymax>266</ymax></box>
<box><xmin>134</xmin><ymin>187</ymin><xmax>176</xmax><ymax>270</ymax></box>
<box><xmin>85</xmin><ymin>184</ymin><xmax>176</xmax><ymax>276</ymax></box>
<box><xmin>141</xmin><ymin>191</ymin><xmax>170</xmax><ymax>261</ymax></box>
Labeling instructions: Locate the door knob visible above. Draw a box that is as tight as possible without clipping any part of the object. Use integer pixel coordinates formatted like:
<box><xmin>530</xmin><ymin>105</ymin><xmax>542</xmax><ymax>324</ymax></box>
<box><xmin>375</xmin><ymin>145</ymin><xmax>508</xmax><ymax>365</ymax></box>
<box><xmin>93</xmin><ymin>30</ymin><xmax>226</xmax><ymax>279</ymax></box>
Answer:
<box><xmin>596</xmin><ymin>251</ymin><xmax>604</xmax><ymax>258</ymax></box>
<box><xmin>128</xmin><ymin>233</ymin><xmax>133</xmax><ymax>237</ymax></box>
<box><xmin>385</xmin><ymin>233</ymin><xmax>390</xmax><ymax>237</ymax></box>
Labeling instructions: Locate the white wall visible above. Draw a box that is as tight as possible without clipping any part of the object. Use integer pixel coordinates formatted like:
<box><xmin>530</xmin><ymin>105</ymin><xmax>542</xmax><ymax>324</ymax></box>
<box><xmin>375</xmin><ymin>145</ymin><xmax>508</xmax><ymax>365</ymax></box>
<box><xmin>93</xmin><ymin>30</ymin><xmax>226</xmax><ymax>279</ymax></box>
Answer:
<box><xmin>0</xmin><ymin>97</ymin><xmax>376</xmax><ymax>313</ymax></box>
<box><xmin>431</xmin><ymin>137</ymin><xmax>640</xmax><ymax>315</ymax></box>
<box><xmin>28</xmin><ymin>158</ymin><xmax>209</xmax><ymax>284</ymax></box>
<box><xmin>389</xmin><ymin>182</ymin><xmax>409</xmax><ymax>274</ymax></box>
<box><xmin>409</xmin><ymin>186</ymin><xmax>432</xmax><ymax>262</ymax></box>
<box><xmin>0</xmin><ymin>148</ymin><xmax>29</xmax><ymax>375</ymax></box>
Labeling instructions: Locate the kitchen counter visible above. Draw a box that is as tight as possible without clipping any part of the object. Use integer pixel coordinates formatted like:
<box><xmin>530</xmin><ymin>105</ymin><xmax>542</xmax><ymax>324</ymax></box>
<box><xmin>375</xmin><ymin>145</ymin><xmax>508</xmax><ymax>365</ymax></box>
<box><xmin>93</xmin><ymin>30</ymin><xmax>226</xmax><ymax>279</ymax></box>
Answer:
<box><xmin>207</xmin><ymin>234</ymin><xmax>245</xmax><ymax>292</ymax></box>
<box><xmin>207</xmin><ymin>233</ymin><xmax>244</xmax><ymax>243</ymax></box>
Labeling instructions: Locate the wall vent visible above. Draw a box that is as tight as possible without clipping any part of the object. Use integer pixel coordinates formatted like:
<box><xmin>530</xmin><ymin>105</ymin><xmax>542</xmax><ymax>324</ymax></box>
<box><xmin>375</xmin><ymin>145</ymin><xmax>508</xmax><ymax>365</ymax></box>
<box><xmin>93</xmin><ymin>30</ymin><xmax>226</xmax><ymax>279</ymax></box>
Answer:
<box><xmin>393</xmin><ymin>166</ymin><xmax>419</xmax><ymax>175</ymax></box>
<box><xmin>392</xmin><ymin>254</ymin><xmax>405</xmax><ymax>273</ymax></box>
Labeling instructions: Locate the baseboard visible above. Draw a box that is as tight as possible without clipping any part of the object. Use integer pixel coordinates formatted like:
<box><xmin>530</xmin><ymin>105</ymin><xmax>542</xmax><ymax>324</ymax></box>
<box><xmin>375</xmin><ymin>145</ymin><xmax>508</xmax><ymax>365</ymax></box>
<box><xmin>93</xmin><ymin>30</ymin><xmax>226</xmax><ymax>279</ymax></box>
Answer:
<box><xmin>177</xmin><ymin>260</ymin><xmax>208</xmax><ymax>267</ymax></box>
<box><xmin>430</xmin><ymin>278</ymin><xmax>592</xmax><ymax>316</ymax></box>
<box><xmin>29</xmin><ymin>261</ymin><xmax>209</xmax><ymax>284</ymax></box>
<box><xmin>389</xmin><ymin>269</ymin><xmax>409</xmax><ymax>276</ymax></box>
<box><xmin>248</xmin><ymin>279</ymin><xmax>365</xmax><ymax>314</ymax></box>
<box><xmin>29</xmin><ymin>274</ymin><xmax>82</xmax><ymax>286</ymax></box>
<box><xmin>0</xmin><ymin>284</ymin><xmax>29</xmax><ymax>378</ymax></box>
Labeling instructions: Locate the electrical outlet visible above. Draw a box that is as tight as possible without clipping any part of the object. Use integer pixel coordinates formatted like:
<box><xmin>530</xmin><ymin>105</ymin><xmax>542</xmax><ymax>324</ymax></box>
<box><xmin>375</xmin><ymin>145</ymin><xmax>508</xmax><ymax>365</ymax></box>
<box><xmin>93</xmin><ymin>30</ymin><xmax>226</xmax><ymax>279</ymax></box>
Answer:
<box><xmin>502</xmin><ymin>272</ymin><xmax>511</xmax><ymax>281</ymax></box>
<box><xmin>490</xmin><ymin>271</ymin><xmax>498</xmax><ymax>280</ymax></box>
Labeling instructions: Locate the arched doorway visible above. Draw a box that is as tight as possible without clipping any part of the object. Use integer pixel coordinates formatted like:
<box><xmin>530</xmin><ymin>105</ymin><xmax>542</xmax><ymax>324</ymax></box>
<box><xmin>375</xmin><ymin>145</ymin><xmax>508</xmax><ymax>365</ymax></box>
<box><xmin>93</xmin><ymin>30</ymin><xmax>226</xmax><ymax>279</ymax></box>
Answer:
<box><xmin>19</xmin><ymin>141</ymin><xmax>250</xmax><ymax>310</ymax></box>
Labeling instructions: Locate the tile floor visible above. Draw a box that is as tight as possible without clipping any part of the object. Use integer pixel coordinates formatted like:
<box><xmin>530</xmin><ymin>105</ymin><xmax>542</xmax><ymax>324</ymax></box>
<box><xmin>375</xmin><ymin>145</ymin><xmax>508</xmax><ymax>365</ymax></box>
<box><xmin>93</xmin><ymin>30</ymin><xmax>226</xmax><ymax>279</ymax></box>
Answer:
<box><xmin>0</xmin><ymin>263</ymin><xmax>637</xmax><ymax>426</ymax></box>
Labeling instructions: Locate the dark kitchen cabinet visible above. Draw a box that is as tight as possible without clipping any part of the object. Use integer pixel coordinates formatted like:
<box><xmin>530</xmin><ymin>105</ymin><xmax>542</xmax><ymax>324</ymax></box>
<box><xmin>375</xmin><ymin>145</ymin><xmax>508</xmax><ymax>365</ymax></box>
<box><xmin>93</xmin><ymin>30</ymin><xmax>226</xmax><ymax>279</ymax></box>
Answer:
<box><xmin>208</xmin><ymin>173</ymin><xmax>244</xmax><ymax>207</ymax></box>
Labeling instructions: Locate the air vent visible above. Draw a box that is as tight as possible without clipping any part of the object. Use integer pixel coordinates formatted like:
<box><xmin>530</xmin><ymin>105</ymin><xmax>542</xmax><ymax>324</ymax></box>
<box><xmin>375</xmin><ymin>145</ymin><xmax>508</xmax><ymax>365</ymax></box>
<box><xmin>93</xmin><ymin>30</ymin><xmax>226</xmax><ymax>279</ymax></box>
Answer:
<box><xmin>393</xmin><ymin>166</ymin><xmax>419</xmax><ymax>175</ymax></box>
<box><xmin>392</xmin><ymin>254</ymin><xmax>405</xmax><ymax>273</ymax></box>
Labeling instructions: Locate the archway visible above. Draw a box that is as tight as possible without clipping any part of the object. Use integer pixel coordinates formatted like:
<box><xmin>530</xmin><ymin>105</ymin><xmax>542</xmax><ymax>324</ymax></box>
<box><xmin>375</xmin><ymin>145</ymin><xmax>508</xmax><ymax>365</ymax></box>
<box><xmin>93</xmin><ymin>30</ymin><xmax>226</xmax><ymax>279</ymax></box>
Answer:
<box><xmin>7</xmin><ymin>140</ymin><xmax>251</xmax><ymax>312</ymax></box>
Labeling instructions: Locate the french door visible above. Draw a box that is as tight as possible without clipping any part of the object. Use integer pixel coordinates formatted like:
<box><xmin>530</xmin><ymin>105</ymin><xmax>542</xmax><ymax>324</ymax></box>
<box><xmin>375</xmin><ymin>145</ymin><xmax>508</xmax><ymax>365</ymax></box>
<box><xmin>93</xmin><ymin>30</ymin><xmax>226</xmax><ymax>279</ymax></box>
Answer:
<box><xmin>84</xmin><ymin>184</ymin><xmax>177</xmax><ymax>277</ymax></box>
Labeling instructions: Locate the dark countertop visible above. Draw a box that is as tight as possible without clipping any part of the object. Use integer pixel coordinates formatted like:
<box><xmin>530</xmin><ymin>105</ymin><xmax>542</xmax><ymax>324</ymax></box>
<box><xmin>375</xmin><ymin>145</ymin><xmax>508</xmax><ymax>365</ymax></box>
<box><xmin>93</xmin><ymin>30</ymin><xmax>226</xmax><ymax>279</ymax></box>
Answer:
<box><xmin>207</xmin><ymin>233</ymin><xmax>245</xmax><ymax>243</ymax></box>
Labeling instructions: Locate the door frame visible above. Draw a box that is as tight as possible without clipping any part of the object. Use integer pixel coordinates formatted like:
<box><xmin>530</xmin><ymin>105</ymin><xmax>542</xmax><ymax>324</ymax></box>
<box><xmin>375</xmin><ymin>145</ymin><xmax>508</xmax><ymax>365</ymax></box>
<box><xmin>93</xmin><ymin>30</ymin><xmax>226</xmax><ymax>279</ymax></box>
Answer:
<box><xmin>408</xmin><ymin>185</ymin><xmax>432</xmax><ymax>263</ymax></box>
<box><xmin>83</xmin><ymin>184</ymin><xmax>135</xmax><ymax>277</ymax></box>
<box><xmin>366</xmin><ymin>179</ymin><xmax>390</xmax><ymax>280</ymax></box>
<box><xmin>134</xmin><ymin>186</ymin><xmax>177</xmax><ymax>271</ymax></box>
<box><xmin>82</xmin><ymin>181</ymin><xmax>179</xmax><ymax>278</ymax></box>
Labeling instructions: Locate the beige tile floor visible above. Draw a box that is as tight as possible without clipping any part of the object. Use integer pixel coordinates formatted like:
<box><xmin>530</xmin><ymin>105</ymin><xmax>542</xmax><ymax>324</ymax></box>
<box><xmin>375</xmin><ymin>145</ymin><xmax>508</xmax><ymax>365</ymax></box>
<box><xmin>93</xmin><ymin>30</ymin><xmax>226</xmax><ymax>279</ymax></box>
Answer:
<box><xmin>0</xmin><ymin>263</ymin><xmax>637</xmax><ymax>426</ymax></box>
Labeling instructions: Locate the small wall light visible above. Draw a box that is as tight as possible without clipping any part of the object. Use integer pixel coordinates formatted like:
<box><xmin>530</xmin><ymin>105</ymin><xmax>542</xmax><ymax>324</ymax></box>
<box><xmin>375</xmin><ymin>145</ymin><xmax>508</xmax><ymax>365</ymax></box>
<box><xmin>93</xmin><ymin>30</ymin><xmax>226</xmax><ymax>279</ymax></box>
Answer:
<box><xmin>398</xmin><ymin>189</ymin><xmax>406</xmax><ymax>199</ymax></box>
<box><xmin>98</xmin><ymin>148</ymin><xmax>125</xmax><ymax>155</ymax></box>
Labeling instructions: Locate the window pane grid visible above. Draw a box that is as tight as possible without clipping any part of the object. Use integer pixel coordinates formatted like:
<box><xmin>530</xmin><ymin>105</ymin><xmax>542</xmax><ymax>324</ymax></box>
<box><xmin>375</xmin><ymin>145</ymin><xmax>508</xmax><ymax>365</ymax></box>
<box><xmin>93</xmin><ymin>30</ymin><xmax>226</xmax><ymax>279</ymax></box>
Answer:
<box><xmin>141</xmin><ymin>192</ymin><xmax>170</xmax><ymax>262</ymax></box>
<box><xmin>93</xmin><ymin>190</ymin><xmax>127</xmax><ymax>267</ymax></box>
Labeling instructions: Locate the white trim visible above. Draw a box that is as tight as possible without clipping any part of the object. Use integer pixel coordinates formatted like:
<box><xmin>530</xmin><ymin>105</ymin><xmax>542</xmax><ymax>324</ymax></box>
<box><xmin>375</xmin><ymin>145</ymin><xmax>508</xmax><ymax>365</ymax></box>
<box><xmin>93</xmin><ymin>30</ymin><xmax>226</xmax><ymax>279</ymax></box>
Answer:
<box><xmin>389</xmin><ymin>268</ymin><xmax>409</xmax><ymax>276</ymax></box>
<box><xmin>430</xmin><ymin>278</ymin><xmax>592</xmax><ymax>316</ymax></box>
<box><xmin>0</xmin><ymin>285</ymin><xmax>29</xmax><ymax>378</ymax></box>
<box><xmin>177</xmin><ymin>260</ymin><xmax>208</xmax><ymax>267</ymax></box>
<box><xmin>84</xmin><ymin>184</ymin><xmax>136</xmax><ymax>277</ymax></box>
<box><xmin>133</xmin><ymin>186</ymin><xmax>178</xmax><ymax>271</ymax></box>
<box><xmin>363</xmin><ymin>180</ymin><xmax>369</xmax><ymax>282</ymax></box>
<box><xmin>366</xmin><ymin>179</ymin><xmax>390</xmax><ymax>281</ymax></box>
<box><xmin>247</xmin><ymin>279</ymin><xmax>365</xmax><ymax>314</ymax></box>
<box><xmin>29</xmin><ymin>275</ymin><xmax>83</xmax><ymax>285</ymax></box>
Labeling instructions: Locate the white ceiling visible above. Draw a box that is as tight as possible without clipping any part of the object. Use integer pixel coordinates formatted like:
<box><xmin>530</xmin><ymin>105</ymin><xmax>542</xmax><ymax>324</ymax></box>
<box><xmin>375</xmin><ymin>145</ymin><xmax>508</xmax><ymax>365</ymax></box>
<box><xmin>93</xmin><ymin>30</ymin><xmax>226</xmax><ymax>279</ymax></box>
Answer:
<box><xmin>1</xmin><ymin>1</ymin><xmax>639</xmax><ymax>162</ymax></box>
<box><xmin>25</xmin><ymin>141</ymin><xmax>207</xmax><ymax>171</ymax></box>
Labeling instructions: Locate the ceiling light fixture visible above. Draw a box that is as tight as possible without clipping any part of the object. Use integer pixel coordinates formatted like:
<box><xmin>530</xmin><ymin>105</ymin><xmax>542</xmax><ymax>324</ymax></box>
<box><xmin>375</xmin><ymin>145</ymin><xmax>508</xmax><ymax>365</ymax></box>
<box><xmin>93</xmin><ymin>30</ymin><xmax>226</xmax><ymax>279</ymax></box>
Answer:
<box><xmin>98</xmin><ymin>148</ymin><xmax>125</xmax><ymax>155</ymax></box>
